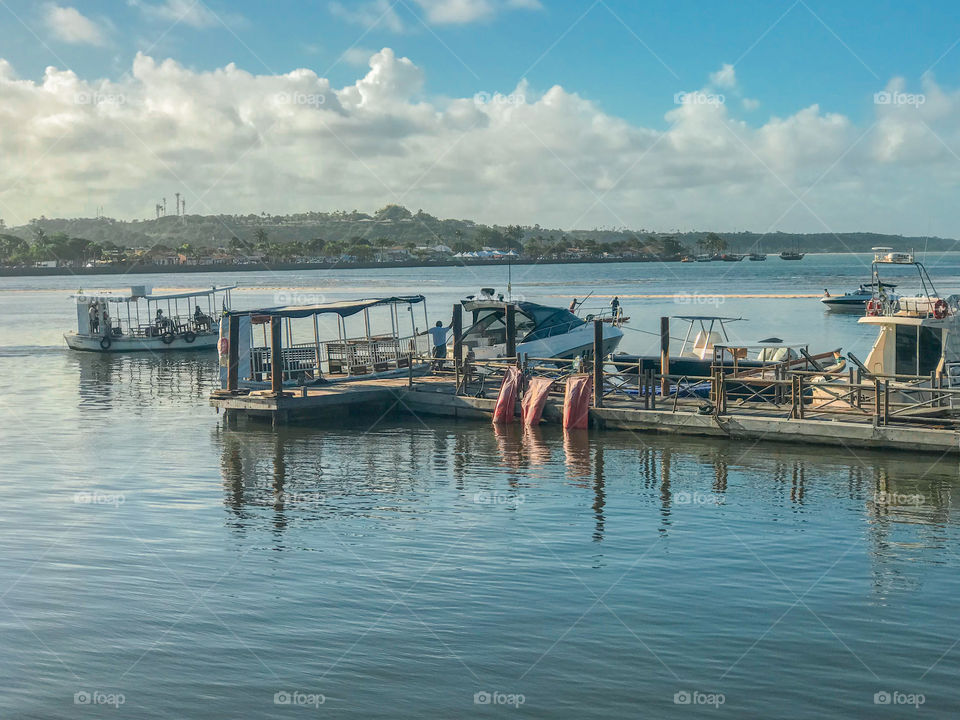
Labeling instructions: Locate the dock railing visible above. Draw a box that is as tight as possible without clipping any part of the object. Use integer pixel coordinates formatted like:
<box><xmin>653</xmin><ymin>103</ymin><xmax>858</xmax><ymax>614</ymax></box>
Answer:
<box><xmin>448</xmin><ymin>351</ymin><xmax>960</xmax><ymax>428</ymax></box>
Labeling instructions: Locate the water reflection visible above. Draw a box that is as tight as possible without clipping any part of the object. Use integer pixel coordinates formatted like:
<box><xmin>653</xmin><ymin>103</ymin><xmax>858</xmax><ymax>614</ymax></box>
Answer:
<box><xmin>71</xmin><ymin>350</ymin><xmax>217</xmax><ymax>408</ymax></box>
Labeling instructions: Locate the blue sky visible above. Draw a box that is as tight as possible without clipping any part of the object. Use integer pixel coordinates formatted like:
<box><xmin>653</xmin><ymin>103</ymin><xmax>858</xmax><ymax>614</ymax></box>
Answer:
<box><xmin>3</xmin><ymin>0</ymin><xmax>956</xmax><ymax>126</ymax></box>
<box><xmin>1</xmin><ymin>0</ymin><xmax>959</xmax><ymax>233</ymax></box>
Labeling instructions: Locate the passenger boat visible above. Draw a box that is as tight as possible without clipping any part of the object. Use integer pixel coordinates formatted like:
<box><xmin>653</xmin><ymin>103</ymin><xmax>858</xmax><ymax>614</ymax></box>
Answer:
<box><xmin>820</xmin><ymin>282</ymin><xmax>898</xmax><ymax>312</ymax></box>
<box><xmin>811</xmin><ymin>249</ymin><xmax>960</xmax><ymax>409</ymax></box>
<box><xmin>64</xmin><ymin>285</ymin><xmax>235</xmax><ymax>352</ymax></box>
<box><xmin>459</xmin><ymin>289</ymin><xmax>624</xmax><ymax>361</ymax></box>
<box><xmin>216</xmin><ymin>296</ymin><xmax>433</xmax><ymax>389</ymax></box>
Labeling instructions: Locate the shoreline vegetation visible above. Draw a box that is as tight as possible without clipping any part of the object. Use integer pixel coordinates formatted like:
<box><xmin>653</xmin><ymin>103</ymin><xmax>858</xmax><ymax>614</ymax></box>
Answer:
<box><xmin>1</xmin><ymin>204</ymin><xmax>953</xmax><ymax>277</ymax></box>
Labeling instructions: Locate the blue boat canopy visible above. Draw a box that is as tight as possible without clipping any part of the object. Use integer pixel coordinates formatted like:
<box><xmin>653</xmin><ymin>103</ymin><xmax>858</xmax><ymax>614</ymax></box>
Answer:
<box><xmin>227</xmin><ymin>295</ymin><xmax>426</xmax><ymax>319</ymax></box>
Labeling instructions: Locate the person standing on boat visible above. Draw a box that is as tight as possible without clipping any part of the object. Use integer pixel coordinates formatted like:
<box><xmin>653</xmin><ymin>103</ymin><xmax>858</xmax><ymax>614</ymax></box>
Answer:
<box><xmin>89</xmin><ymin>302</ymin><xmax>100</xmax><ymax>334</ymax></box>
<box><xmin>610</xmin><ymin>296</ymin><xmax>621</xmax><ymax>319</ymax></box>
<box><xmin>419</xmin><ymin>320</ymin><xmax>450</xmax><ymax>370</ymax></box>
<box><xmin>568</xmin><ymin>298</ymin><xmax>578</xmax><ymax>313</ymax></box>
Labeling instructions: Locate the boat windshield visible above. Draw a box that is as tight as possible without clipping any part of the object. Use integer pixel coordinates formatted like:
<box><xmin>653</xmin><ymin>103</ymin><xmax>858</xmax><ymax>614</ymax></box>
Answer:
<box><xmin>463</xmin><ymin>308</ymin><xmax>534</xmax><ymax>347</ymax></box>
<box><xmin>522</xmin><ymin>307</ymin><xmax>584</xmax><ymax>342</ymax></box>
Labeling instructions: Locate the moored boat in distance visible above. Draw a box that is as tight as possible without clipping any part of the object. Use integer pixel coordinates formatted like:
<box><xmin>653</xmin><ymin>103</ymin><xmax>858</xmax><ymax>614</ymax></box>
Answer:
<box><xmin>64</xmin><ymin>285</ymin><xmax>235</xmax><ymax>352</ymax></box>
<box><xmin>779</xmin><ymin>239</ymin><xmax>805</xmax><ymax>260</ymax></box>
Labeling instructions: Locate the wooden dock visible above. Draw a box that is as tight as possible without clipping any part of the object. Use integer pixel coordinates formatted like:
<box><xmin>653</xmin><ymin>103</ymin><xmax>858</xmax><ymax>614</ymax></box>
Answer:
<box><xmin>210</xmin><ymin>373</ymin><xmax>960</xmax><ymax>456</ymax></box>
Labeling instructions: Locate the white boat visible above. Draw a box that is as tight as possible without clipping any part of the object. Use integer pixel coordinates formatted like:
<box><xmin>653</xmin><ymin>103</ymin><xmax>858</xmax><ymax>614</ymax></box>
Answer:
<box><xmin>812</xmin><ymin>250</ymin><xmax>960</xmax><ymax>409</ymax></box>
<box><xmin>821</xmin><ymin>282</ymin><xmax>899</xmax><ymax>312</ymax></box>
<box><xmin>458</xmin><ymin>289</ymin><xmax>624</xmax><ymax>360</ymax></box>
<box><xmin>64</xmin><ymin>285</ymin><xmax>235</xmax><ymax>352</ymax></box>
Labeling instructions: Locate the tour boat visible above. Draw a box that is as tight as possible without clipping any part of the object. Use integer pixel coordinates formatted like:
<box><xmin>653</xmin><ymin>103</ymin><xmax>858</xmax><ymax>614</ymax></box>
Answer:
<box><xmin>458</xmin><ymin>289</ymin><xmax>624</xmax><ymax>361</ymax></box>
<box><xmin>65</xmin><ymin>285</ymin><xmax>235</xmax><ymax>352</ymax></box>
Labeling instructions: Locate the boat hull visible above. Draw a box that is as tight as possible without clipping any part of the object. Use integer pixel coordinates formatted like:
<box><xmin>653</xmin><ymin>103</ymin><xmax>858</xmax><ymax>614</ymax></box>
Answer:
<box><xmin>64</xmin><ymin>332</ymin><xmax>218</xmax><ymax>352</ymax></box>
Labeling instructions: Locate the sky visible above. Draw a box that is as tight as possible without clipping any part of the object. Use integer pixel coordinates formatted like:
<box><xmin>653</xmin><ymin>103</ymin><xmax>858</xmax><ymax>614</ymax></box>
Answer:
<box><xmin>0</xmin><ymin>0</ymin><xmax>959</xmax><ymax>236</ymax></box>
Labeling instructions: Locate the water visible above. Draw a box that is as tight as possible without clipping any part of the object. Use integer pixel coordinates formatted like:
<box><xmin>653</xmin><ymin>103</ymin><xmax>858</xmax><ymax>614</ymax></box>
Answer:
<box><xmin>2</xmin><ymin>256</ymin><xmax>960</xmax><ymax>718</ymax></box>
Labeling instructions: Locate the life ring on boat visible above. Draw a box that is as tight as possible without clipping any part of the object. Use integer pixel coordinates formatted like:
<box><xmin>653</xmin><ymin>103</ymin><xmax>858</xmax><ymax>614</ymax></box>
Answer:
<box><xmin>183</xmin><ymin>330</ymin><xmax>196</xmax><ymax>344</ymax></box>
<box><xmin>161</xmin><ymin>331</ymin><xmax>175</xmax><ymax>344</ymax></box>
<box><xmin>99</xmin><ymin>336</ymin><xmax>112</xmax><ymax>350</ymax></box>
<box><xmin>865</xmin><ymin>299</ymin><xmax>881</xmax><ymax>316</ymax></box>
<box><xmin>934</xmin><ymin>299</ymin><xmax>949</xmax><ymax>319</ymax></box>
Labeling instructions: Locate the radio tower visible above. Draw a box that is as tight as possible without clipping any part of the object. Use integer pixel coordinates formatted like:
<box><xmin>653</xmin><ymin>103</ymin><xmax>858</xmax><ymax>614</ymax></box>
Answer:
<box><xmin>175</xmin><ymin>192</ymin><xmax>181</xmax><ymax>217</ymax></box>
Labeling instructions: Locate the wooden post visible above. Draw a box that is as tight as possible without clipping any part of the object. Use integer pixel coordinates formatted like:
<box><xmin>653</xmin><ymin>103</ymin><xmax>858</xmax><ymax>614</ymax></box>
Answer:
<box><xmin>270</xmin><ymin>316</ymin><xmax>283</xmax><ymax>395</ymax></box>
<box><xmin>797</xmin><ymin>375</ymin><xmax>804</xmax><ymax>419</ymax></box>
<box><xmin>660</xmin><ymin>316</ymin><xmax>670</xmax><ymax>397</ymax></box>
<box><xmin>883</xmin><ymin>379</ymin><xmax>890</xmax><ymax>425</ymax></box>
<box><xmin>874</xmin><ymin>378</ymin><xmax>881</xmax><ymax>426</ymax></box>
<box><xmin>452</xmin><ymin>304</ymin><xmax>463</xmax><ymax>367</ymax></box>
<box><xmin>408</xmin><ymin>352</ymin><xmax>414</xmax><ymax>388</ymax></box>
<box><xmin>593</xmin><ymin>319</ymin><xmax>603</xmax><ymax>408</ymax></box>
<box><xmin>505</xmin><ymin>303</ymin><xmax>517</xmax><ymax>359</ymax></box>
<box><xmin>227</xmin><ymin>315</ymin><xmax>239</xmax><ymax>392</ymax></box>
<box><xmin>651</xmin><ymin>369</ymin><xmax>657</xmax><ymax>410</ymax></box>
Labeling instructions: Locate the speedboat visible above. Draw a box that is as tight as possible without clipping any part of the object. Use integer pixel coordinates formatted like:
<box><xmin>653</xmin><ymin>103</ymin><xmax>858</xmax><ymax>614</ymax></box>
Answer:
<box><xmin>459</xmin><ymin>289</ymin><xmax>623</xmax><ymax>360</ymax></box>
<box><xmin>821</xmin><ymin>282</ymin><xmax>898</xmax><ymax>312</ymax></box>
<box><xmin>65</xmin><ymin>285</ymin><xmax>235</xmax><ymax>352</ymax></box>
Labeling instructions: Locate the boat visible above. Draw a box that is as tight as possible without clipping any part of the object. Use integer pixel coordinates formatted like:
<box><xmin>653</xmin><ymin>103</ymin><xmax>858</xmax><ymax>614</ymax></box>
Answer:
<box><xmin>65</xmin><ymin>285</ymin><xmax>235</xmax><ymax>352</ymax></box>
<box><xmin>694</xmin><ymin>254</ymin><xmax>713</xmax><ymax>262</ymax></box>
<box><xmin>719</xmin><ymin>253</ymin><xmax>744</xmax><ymax>262</ymax></box>
<box><xmin>779</xmin><ymin>239</ymin><xmax>805</xmax><ymax>260</ymax></box>
<box><xmin>749</xmin><ymin>240</ymin><xmax>766</xmax><ymax>261</ymax></box>
<box><xmin>811</xmin><ymin>249</ymin><xmax>960</xmax><ymax>409</ymax></box>
<box><xmin>216</xmin><ymin>295</ymin><xmax>433</xmax><ymax>389</ymax></box>
<box><xmin>821</xmin><ymin>282</ymin><xmax>898</xmax><ymax>312</ymax></box>
<box><xmin>459</xmin><ymin>288</ymin><xmax>624</xmax><ymax>361</ymax></box>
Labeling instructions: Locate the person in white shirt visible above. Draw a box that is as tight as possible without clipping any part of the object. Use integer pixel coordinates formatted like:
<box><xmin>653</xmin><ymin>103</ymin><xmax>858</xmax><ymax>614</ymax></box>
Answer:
<box><xmin>420</xmin><ymin>320</ymin><xmax>450</xmax><ymax>369</ymax></box>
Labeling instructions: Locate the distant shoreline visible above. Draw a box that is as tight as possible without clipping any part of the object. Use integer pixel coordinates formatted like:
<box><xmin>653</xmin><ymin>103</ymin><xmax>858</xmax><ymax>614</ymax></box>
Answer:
<box><xmin>0</xmin><ymin>254</ymin><xmax>681</xmax><ymax>278</ymax></box>
<box><xmin>0</xmin><ymin>251</ymin><xmax>892</xmax><ymax>278</ymax></box>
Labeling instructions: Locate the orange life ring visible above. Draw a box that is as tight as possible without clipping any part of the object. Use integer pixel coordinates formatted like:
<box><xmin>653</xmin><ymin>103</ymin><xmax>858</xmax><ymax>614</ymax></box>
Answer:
<box><xmin>865</xmin><ymin>299</ymin><xmax>881</xmax><ymax>316</ymax></box>
<box><xmin>934</xmin><ymin>299</ymin><xmax>949</xmax><ymax>319</ymax></box>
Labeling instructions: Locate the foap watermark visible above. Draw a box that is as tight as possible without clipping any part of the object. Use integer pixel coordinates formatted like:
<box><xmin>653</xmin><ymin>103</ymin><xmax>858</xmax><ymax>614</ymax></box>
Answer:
<box><xmin>473</xmin><ymin>91</ymin><xmax>526</xmax><ymax>108</ymax></box>
<box><xmin>674</xmin><ymin>293</ymin><xmax>724</xmax><ymax>307</ymax></box>
<box><xmin>673</xmin><ymin>491</ymin><xmax>724</xmax><ymax>506</ymax></box>
<box><xmin>474</xmin><ymin>691</ymin><xmax>525</xmax><ymax>708</ymax></box>
<box><xmin>874</xmin><ymin>690</ymin><xmax>925</xmax><ymax>708</ymax></box>
<box><xmin>74</xmin><ymin>491</ymin><xmax>125</xmax><ymax>507</ymax></box>
<box><xmin>273</xmin><ymin>291</ymin><xmax>326</xmax><ymax>306</ymax></box>
<box><xmin>674</xmin><ymin>690</ymin><xmax>725</xmax><ymax>708</ymax></box>
<box><xmin>874</xmin><ymin>91</ymin><xmax>925</xmax><ymax>107</ymax></box>
<box><xmin>873</xmin><ymin>491</ymin><xmax>924</xmax><ymax>506</ymax></box>
<box><xmin>275</xmin><ymin>91</ymin><xmax>326</xmax><ymax>108</ymax></box>
<box><xmin>74</xmin><ymin>690</ymin><xmax>125</xmax><ymax>708</ymax></box>
<box><xmin>74</xmin><ymin>91</ymin><xmax>127</xmax><ymax>106</ymax></box>
<box><xmin>674</xmin><ymin>91</ymin><xmax>725</xmax><ymax>107</ymax></box>
<box><xmin>274</xmin><ymin>690</ymin><xmax>325</xmax><ymax>708</ymax></box>
<box><xmin>276</xmin><ymin>491</ymin><xmax>327</xmax><ymax>505</ymax></box>
<box><xmin>473</xmin><ymin>490</ymin><xmax>525</xmax><ymax>507</ymax></box>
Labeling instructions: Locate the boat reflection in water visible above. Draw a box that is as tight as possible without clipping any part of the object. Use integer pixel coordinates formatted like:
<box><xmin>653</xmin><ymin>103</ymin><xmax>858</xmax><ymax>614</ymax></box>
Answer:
<box><xmin>214</xmin><ymin>417</ymin><xmax>959</xmax><ymax>590</ymax></box>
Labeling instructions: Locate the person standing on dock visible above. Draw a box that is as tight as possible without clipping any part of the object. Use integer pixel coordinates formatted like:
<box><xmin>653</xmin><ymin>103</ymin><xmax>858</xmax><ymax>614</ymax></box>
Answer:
<box><xmin>420</xmin><ymin>320</ymin><xmax>450</xmax><ymax>370</ymax></box>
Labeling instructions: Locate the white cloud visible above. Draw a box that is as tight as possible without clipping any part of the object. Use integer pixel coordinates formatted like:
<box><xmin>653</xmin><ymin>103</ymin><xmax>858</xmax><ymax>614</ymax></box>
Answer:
<box><xmin>44</xmin><ymin>5</ymin><xmax>106</xmax><ymax>46</ymax></box>
<box><xmin>710</xmin><ymin>63</ymin><xmax>736</xmax><ymax>89</ymax></box>
<box><xmin>341</xmin><ymin>46</ymin><xmax>380</xmax><ymax>67</ymax></box>
<box><xmin>742</xmin><ymin>98</ymin><xmax>760</xmax><ymax>111</ymax></box>
<box><xmin>129</xmin><ymin>0</ymin><xmax>233</xmax><ymax>29</ymax></box>
<box><xmin>0</xmin><ymin>51</ymin><xmax>957</xmax><ymax>237</ymax></box>
<box><xmin>330</xmin><ymin>0</ymin><xmax>405</xmax><ymax>33</ymax></box>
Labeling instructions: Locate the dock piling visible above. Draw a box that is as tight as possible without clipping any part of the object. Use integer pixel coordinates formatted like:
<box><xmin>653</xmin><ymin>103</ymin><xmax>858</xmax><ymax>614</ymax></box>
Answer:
<box><xmin>505</xmin><ymin>304</ymin><xmax>517</xmax><ymax>359</ymax></box>
<box><xmin>660</xmin><ymin>317</ymin><xmax>670</xmax><ymax>397</ymax></box>
<box><xmin>270</xmin><ymin>316</ymin><xmax>283</xmax><ymax>395</ymax></box>
<box><xmin>593</xmin><ymin>320</ymin><xmax>603</xmax><ymax>408</ymax></box>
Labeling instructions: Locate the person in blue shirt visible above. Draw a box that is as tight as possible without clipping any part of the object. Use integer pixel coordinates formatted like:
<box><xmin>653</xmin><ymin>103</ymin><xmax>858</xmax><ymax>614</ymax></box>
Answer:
<box><xmin>420</xmin><ymin>320</ymin><xmax>450</xmax><ymax>369</ymax></box>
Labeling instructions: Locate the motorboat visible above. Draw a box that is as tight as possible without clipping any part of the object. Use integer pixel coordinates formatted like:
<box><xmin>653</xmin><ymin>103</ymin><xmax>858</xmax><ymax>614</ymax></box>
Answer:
<box><xmin>64</xmin><ymin>285</ymin><xmax>235</xmax><ymax>352</ymax></box>
<box><xmin>459</xmin><ymin>289</ymin><xmax>624</xmax><ymax>361</ymax></box>
<box><xmin>749</xmin><ymin>240</ymin><xmax>767</xmax><ymax>261</ymax></box>
<box><xmin>821</xmin><ymin>282</ymin><xmax>898</xmax><ymax>312</ymax></box>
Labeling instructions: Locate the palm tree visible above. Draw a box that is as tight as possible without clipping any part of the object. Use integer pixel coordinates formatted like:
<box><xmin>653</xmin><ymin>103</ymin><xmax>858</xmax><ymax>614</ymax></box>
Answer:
<box><xmin>254</xmin><ymin>228</ymin><xmax>268</xmax><ymax>248</ymax></box>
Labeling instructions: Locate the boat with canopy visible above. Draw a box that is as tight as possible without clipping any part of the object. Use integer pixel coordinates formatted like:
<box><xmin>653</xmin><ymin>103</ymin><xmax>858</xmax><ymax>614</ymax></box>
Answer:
<box><xmin>65</xmin><ymin>285</ymin><xmax>235</xmax><ymax>352</ymax></box>
<box><xmin>216</xmin><ymin>295</ymin><xmax>433</xmax><ymax>389</ymax></box>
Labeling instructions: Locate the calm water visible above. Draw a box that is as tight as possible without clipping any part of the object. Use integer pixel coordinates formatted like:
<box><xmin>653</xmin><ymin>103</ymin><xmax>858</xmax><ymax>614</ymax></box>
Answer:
<box><xmin>2</xmin><ymin>256</ymin><xmax>960</xmax><ymax>718</ymax></box>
